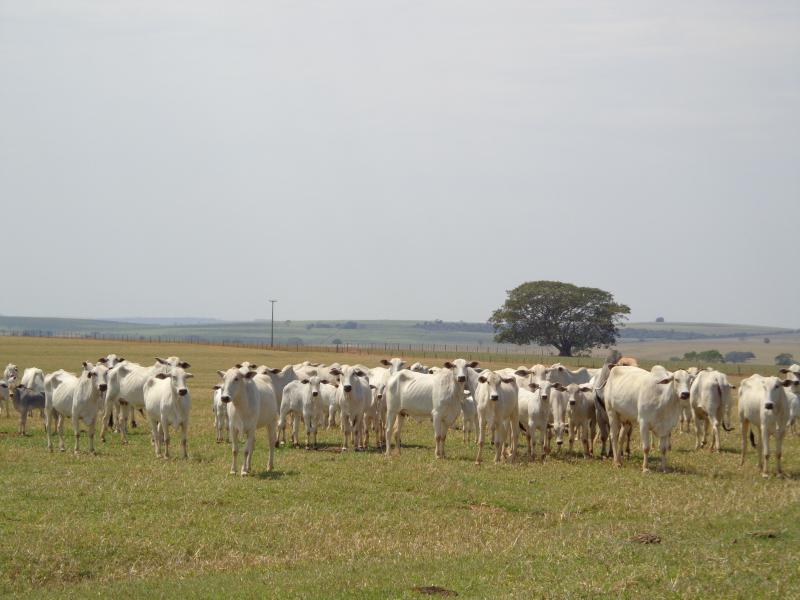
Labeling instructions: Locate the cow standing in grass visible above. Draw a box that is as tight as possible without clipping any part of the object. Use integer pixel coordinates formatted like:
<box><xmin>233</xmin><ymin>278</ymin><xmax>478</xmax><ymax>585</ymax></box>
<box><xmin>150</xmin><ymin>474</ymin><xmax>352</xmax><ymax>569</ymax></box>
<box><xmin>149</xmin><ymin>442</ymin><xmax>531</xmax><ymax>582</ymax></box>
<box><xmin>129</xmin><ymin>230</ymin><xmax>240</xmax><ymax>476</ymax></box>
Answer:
<box><xmin>739</xmin><ymin>374</ymin><xmax>793</xmax><ymax>477</ymax></box>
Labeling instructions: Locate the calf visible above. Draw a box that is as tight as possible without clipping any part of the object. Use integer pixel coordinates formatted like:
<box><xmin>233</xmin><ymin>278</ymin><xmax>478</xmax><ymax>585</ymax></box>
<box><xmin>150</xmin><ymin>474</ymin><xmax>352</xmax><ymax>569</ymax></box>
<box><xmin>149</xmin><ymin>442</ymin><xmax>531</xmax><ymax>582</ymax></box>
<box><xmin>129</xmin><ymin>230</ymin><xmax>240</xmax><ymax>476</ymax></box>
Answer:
<box><xmin>11</xmin><ymin>385</ymin><xmax>46</xmax><ymax>434</ymax></box>
<box><xmin>212</xmin><ymin>385</ymin><xmax>229</xmax><ymax>443</ymax></box>
<box><xmin>474</xmin><ymin>371</ymin><xmax>519</xmax><ymax>464</ymax></box>
<box><xmin>3</xmin><ymin>364</ymin><xmax>18</xmax><ymax>386</ymax></box>
<box><xmin>278</xmin><ymin>377</ymin><xmax>328</xmax><ymax>448</ymax></box>
<box><xmin>517</xmin><ymin>383</ymin><xmax>551</xmax><ymax>462</ymax></box>
<box><xmin>690</xmin><ymin>369</ymin><xmax>734</xmax><ymax>451</ymax></box>
<box><xmin>143</xmin><ymin>366</ymin><xmax>193</xmax><ymax>458</ymax></box>
<box><xmin>739</xmin><ymin>374</ymin><xmax>792</xmax><ymax>477</ymax></box>
<box><xmin>331</xmin><ymin>365</ymin><xmax>371</xmax><ymax>451</ymax></box>
<box><xmin>565</xmin><ymin>383</ymin><xmax>594</xmax><ymax>457</ymax></box>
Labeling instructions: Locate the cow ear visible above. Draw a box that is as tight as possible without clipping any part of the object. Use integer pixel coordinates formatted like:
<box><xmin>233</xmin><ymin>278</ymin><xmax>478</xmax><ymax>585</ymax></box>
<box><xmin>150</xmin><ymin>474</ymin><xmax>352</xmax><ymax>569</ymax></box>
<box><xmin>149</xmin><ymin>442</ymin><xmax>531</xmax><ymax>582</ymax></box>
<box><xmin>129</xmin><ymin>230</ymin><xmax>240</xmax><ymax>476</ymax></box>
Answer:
<box><xmin>179</xmin><ymin>362</ymin><xmax>191</xmax><ymax>369</ymax></box>
<box><xmin>301</xmin><ymin>379</ymin><xmax>310</xmax><ymax>384</ymax></box>
<box><xmin>235</xmin><ymin>363</ymin><xmax>243</xmax><ymax>368</ymax></box>
<box><xmin>779</xmin><ymin>368</ymin><xmax>790</xmax><ymax>373</ymax></box>
<box><xmin>118</xmin><ymin>357</ymin><xmax>125</xmax><ymax>362</ymax></box>
<box><xmin>321</xmin><ymin>379</ymin><xmax>329</xmax><ymax>385</ymax></box>
<box><xmin>155</xmin><ymin>373</ymin><xmax>169</xmax><ymax>380</ymax></box>
<box><xmin>469</xmin><ymin>361</ymin><xmax>480</xmax><ymax>368</ymax></box>
<box><xmin>98</xmin><ymin>357</ymin><xmax>107</xmax><ymax>363</ymax></box>
<box><xmin>580</xmin><ymin>386</ymin><xmax>591</xmax><ymax>393</ymax></box>
<box><xmin>528</xmin><ymin>382</ymin><xmax>539</xmax><ymax>390</ymax></box>
<box><xmin>729</xmin><ymin>384</ymin><xmax>737</xmax><ymax>389</ymax></box>
<box><xmin>355</xmin><ymin>370</ymin><xmax>365</xmax><ymax>377</ymax></box>
<box><xmin>213</xmin><ymin>384</ymin><xmax>222</xmax><ymax>390</ymax></box>
<box><xmin>443</xmin><ymin>361</ymin><xmax>455</xmax><ymax>369</ymax></box>
<box><xmin>380</xmin><ymin>359</ymin><xmax>390</xmax><ymax>366</ymax></box>
<box><xmin>657</xmin><ymin>377</ymin><xmax>672</xmax><ymax>385</ymax></box>
<box><xmin>217</xmin><ymin>370</ymin><xmax>226</xmax><ymax>378</ymax></box>
<box><xmin>369</xmin><ymin>384</ymin><xmax>376</xmax><ymax>389</ymax></box>
<box><xmin>329</xmin><ymin>368</ymin><xmax>342</xmax><ymax>376</ymax></box>
<box><xmin>501</xmin><ymin>377</ymin><xmax>515</xmax><ymax>384</ymax></box>
<box><xmin>244</xmin><ymin>371</ymin><xmax>257</xmax><ymax>379</ymax></box>
<box><xmin>781</xmin><ymin>379</ymin><xmax>793</xmax><ymax>387</ymax></box>
<box><xmin>478</xmin><ymin>375</ymin><xmax>487</xmax><ymax>383</ymax></box>
<box><xmin>82</xmin><ymin>361</ymin><xmax>89</xmax><ymax>368</ymax></box>
<box><xmin>514</xmin><ymin>369</ymin><xmax>530</xmax><ymax>377</ymax></box>
<box><xmin>185</xmin><ymin>373</ymin><xmax>194</xmax><ymax>379</ymax></box>
<box><xmin>428</xmin><ymin>369</ymin><xmax>435</xmax><ymax>374</ymax></box>
<box><xmin>270</xmin><ymin>368</ymin><xmax>281</xmax><ymax>374</ymax></box>
<box><xmin>0</xmin><ymin>382</ymin><xmax>6</xmax><ymax>388</ymax></box>
<box><xmin>155</xmin><ymin>357</ymin><xmax>167</xmax><ymax>364</ymax></box>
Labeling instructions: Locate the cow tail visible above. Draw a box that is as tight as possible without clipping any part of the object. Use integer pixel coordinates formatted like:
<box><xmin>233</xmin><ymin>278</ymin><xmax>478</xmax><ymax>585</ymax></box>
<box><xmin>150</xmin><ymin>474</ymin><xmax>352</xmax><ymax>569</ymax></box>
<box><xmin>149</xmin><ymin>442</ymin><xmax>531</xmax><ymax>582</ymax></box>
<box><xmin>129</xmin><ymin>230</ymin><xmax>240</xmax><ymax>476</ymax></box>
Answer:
<box><xmin>749</xmin><ymin>430</ymin><xmax>756</xmax><ymax>448</ymax></box>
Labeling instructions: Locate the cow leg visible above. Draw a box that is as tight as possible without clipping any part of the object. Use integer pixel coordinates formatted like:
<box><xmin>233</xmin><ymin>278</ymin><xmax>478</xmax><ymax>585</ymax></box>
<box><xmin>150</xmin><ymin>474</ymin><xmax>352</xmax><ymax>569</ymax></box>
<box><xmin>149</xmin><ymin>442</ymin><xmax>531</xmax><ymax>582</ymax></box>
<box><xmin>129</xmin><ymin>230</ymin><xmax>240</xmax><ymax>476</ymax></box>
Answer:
<box><xmin>292</xmin><ymin>413</ymin><xmax>301</xmax><ymax>447</ymax></box>
<box><xmin>508</xmin><ymin>420</ymin><xmax>517</xmax><ymax>463</ymax></box>
<box><xmin>623</xmin><ymin>423</ymin><xmax>632</xmax><ymax>457</ymax></box>
<box><xmin>639</xmin><ymin>420</ymin><xmax>650</xmax><ymax>473</ymax></box>
<box><xmin>775</xmin><ymin>429</ymin><xmax>784</xmax><ymax>478</ymax></box>
<box><xmin>45</xmin><ymin>409</ymin><xmax>54</xmax><ymax>451</ymax></box>
<box><xmin>740</xmin><ymin>419</ymin><xmax>749</xmax><ymax>466</ymax></box>
<box><xmin>608</xmin><ymin>412</ymin><xmax>622</xmax><ymax>467</ymax></box>
<box><xmin>433</xmin><ymin>413</ymin><xmax>445</xmax><ymax>459</ymax></box>
<box><xmin>568</xmin><ymin>421</ymin><xmax>576</xmax><ymax>453</ymax></box>
<box><xmin>229</xmin><ymin>427</ymin><xmax>239</xmax><ymax>474</ymax></box>
<box><xmin>581</xmin><ymin>424</ymin><xmax>590</xmax><ymax>458</ymax></box>
<box><xmin>659</xmin><ymin>435</ymin><xmax>669</xmax><ymax>472</ymax></box>
<box><xmin>86</xmin><ymin>419</ymin><xmax>97</xmax><ymax>455</ymax></box>
<box><xmin>163</xmin><ymin>422</ymin><xmax>171</xmax><ymax>459</ymax></box>
<box><xmin>20</xmin><ymin>409</ymin><xmax>28</xmax><ymax>436</ymax></box>
<box><xmin>710</xmin><ymin>418</ymin><xmax>720</xmax><ymax>452</ymax></box>
<box><xmin>492</xmin><ymin>419</ymin><xmax>503</xmax><ymax>463</ymax></box>
<box><xmin>117</xmin><ymin>403</ymin><xmax>129</xmax><ymax>445</ymax></box>
<box><xmin>72</xmin><ymin>416</ymin><xmax>81</xmax><ymax>454</ymax></box>
<box><xmin>180</xmin><ymin>421</ymin><xmax>188</xmax><ymax>458</ymax></box>
<box><xmin>475</xmin><ymin>414</ymin><xmax>486</xmax><ymax>465</ymax></box>
<box><xmin>760</xmin><ymin>424</ymin><xmax>770</xmax><ymax>478</ymax></box>
<box><xmin>266</xmin><ymin>426</ymin><xmax>275</xmax><ymax>472</ymax></box>
<box><xmin>384</xmin><ymin>410</ymin><xmax>397</xmax><ymax>456</ymax></box>
<box><xmin>57</xmin><ymin>414</ymin><xmax>66</xmax><ymax>452</ymax></box>
<box><xmin>150</xmin><ymin>419</ymin><xmax>162</xmax><ymax>457</ymax></box>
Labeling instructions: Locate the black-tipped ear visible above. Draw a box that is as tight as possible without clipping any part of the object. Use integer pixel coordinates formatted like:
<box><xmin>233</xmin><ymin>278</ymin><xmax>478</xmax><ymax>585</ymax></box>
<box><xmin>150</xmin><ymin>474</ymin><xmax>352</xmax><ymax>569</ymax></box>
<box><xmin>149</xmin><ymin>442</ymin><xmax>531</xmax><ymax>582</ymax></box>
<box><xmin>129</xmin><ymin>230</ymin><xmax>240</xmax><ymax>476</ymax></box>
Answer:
<box><xmin>244</xmin><ymin>371</ymin><xmax>257</xmax><ymax>379</ymax></box>
<box><xmin>212</xmin><ymin>384</ymin><xmax>222</xmax><ymax>390</ymax></box>
<box><xmin>301</xmin><ymin>379</ymin><xmax>310</xmax><ymax>384</ymax></box>
<box><xmin>270</xmin><ymin>368</ymin><xmax>281</xmax><ymax>374</ymax></box>
<box><xmin>155</xmin><ymin>373</ymin><xmax>170</xmax><ymax>380</ymax></box>
<box><xmin>180</xmin><ymin>362</ymin><xmax>190</xmax><ymax>369</ymax></box>
<box><xmin>469</xmin><ymin>361</ymin><xmax>480</xmax><ymax>368</ymax></box>
<box><xmin>235</xmin><ymin>364</ymin><xmax>243</xmax><ymax>368</ymax></box>
<box><xmin>380</xmin><ymin>359</ymin><xmax>390</xmax><ymax>366</ymax></box>
<box><xmin>98</xmin><ymin>357</ymin><xmax>108</xmax><ymax>363</ymax></box>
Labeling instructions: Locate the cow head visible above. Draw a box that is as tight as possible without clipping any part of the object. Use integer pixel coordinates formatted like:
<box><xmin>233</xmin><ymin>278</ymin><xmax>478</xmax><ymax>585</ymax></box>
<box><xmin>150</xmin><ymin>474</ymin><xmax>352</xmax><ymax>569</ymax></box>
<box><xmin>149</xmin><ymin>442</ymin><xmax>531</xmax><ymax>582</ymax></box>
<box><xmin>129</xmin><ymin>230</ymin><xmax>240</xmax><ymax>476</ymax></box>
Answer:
<box><xmin>155</xmin><ymin>365</ymin><xmax>193</xmax><ymax>396</ymax></box>
<box><xmin>380</xmin><ymin>358</ymin><xmax>406</xmax><ymax>374</ymax></box>
<box><xmin>217</xmin><ymin>367</ymin><xmax>256</xmax><ymax>403</ymax></box>
<box><xmin>444</xmin><ymin>358</ymin><xmax>480</xmax><ymax>384</ymax></box>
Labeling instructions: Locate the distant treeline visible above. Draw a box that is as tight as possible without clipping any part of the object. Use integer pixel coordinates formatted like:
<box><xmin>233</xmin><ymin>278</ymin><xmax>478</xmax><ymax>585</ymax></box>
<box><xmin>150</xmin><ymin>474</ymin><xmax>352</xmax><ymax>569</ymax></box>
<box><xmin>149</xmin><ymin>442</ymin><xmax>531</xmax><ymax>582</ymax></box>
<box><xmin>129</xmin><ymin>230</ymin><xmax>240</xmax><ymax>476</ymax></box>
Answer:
<box><xmin>413</xmin><ymin>320</ymin><xmax>494</xmax><ymax>333</ymax></box>
<box><xmin>617</xmin><ymin>328</ymin><xmax>791</xmax><ymax>341</ymax></box>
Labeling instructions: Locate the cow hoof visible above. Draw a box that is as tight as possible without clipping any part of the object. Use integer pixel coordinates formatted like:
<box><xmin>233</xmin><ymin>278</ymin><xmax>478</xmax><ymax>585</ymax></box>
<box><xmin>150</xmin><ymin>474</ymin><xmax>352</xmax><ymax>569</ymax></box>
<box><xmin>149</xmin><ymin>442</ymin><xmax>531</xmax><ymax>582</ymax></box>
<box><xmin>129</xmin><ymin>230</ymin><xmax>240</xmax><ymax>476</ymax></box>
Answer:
<box><xmin>761</xmin><ymin>472</ymin><xmax>770</xmax><ymax>479</ymax></box>
<box><xmin>228</xmin><ymin>470</ymin><xmax>236</xmax><ymax>476</ymax></box>
<box><xmin>642</xmin><ymin>468</ymin><xmax>651</xmax><ymax>474</ymax></box>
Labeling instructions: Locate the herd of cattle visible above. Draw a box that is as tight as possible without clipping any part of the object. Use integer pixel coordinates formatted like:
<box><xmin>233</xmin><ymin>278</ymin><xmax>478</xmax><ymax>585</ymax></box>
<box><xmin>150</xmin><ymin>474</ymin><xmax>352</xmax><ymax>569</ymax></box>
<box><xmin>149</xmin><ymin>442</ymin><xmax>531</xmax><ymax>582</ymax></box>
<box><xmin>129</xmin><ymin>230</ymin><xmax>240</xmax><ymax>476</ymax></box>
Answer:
<box><xmin>2</xmin><ymin>355</ymin><xmax>800</xmax><ymax>478</ymax></box>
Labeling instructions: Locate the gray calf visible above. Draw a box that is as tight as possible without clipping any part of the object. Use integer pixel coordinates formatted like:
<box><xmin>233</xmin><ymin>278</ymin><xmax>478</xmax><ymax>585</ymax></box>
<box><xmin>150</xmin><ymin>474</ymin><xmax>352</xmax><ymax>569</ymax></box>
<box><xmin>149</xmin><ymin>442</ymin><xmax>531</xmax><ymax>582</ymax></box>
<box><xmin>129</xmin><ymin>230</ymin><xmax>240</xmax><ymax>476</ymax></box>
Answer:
<box><xmin>12</xmin><ymin>386</ymin><xmax>46</xmax><ymax>435</ymax></box>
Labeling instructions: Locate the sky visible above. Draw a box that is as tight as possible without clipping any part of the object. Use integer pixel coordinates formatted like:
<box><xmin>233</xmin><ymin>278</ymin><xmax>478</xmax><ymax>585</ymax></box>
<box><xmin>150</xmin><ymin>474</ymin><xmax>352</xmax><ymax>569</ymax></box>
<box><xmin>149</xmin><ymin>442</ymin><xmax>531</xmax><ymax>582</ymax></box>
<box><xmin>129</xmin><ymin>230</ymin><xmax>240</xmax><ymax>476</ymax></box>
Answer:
<box><xmin>1</xmin><ymin>1</ymin><xmax>798</xmax><ymax>326</ymax></box>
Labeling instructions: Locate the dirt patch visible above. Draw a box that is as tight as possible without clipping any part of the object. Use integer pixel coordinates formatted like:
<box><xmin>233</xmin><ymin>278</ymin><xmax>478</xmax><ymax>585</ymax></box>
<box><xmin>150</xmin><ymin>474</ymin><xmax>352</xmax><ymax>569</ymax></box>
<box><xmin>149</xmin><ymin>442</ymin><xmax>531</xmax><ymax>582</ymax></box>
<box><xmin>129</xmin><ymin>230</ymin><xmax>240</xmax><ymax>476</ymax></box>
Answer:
<box><xmin>411</xmin><ymin>585</ymin><xmax>458</xmax><ymax>596</ymax></box>
<box><xmin>630</xmin><ymin>533</ymin><xmax>661</xmax><ymax>544</ymax></box>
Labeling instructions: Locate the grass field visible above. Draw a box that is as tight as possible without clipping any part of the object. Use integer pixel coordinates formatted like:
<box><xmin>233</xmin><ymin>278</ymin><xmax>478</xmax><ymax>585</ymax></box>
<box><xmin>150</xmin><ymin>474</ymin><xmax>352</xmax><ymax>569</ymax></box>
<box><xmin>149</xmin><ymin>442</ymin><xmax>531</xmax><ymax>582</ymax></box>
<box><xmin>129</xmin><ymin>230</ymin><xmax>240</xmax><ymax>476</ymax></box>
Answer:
<box><xmin>1</xmin><ymin>336</ymin><xmax>799</xmax><ymax>598</ymax></box>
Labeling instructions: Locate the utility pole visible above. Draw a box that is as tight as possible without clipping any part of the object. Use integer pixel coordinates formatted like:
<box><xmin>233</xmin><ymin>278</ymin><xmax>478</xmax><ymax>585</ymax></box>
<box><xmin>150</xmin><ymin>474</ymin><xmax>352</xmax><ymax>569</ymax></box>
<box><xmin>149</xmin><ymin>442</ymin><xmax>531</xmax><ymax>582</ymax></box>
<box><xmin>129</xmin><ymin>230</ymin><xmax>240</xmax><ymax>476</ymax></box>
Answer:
<box><xmin>269</xmin><ymin>299</ymin><xmax>277</xmax><ymax>348</ymax></box>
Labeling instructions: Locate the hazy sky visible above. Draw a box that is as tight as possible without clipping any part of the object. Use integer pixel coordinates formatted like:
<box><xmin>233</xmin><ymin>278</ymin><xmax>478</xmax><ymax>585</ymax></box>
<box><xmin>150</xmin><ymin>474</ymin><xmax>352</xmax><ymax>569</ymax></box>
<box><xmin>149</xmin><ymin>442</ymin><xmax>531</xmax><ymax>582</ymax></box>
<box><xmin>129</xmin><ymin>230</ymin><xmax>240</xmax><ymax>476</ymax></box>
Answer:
<box><xmin>2</xmin><ymin>1</ymin><xmax>798</xmax><ymax>326</ymax></box>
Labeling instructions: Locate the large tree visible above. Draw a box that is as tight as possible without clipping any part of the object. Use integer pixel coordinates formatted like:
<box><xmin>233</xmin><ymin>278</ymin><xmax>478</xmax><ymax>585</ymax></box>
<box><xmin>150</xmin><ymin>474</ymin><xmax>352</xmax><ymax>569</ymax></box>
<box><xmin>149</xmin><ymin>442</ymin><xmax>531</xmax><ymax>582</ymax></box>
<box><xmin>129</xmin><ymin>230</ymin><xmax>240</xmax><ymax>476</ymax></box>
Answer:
<box><xmin>489</xmin><ymin>281</ymin><xmax>630</xmax><ymax>357</ymax></box>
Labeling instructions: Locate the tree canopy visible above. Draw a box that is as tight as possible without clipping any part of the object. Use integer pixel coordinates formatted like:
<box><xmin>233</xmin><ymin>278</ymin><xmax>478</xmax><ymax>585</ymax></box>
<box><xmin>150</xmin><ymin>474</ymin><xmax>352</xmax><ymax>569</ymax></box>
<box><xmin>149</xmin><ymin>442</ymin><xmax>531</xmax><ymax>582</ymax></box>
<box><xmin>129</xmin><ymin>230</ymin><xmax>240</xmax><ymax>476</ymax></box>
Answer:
<box><xmin>489</xmin><ymin>281</ymin><xmax>630</xmax><ymax>357</ymax></box>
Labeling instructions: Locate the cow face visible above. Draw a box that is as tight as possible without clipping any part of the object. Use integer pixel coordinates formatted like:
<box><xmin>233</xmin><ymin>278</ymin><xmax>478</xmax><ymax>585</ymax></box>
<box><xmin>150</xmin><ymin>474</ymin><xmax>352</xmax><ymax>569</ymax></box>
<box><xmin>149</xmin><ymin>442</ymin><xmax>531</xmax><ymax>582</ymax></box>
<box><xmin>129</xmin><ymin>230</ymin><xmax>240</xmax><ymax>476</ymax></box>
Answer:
<box><xmin>673</xmin><ymin>370</ymin><xmax>692</xmax><ymax>401</ymax></box>
<box><xmin>379</xmin><ymin>358</ymin><xmax>406</xmax><ymax>374</ymax></box>
<box><xmin>565</xmin><ymin>383</ymin><xmax>591</xmax><ymax>407</ymax></box>
<box><xmin>217</xmin><ymin>367</ymin><xmax>256</xmax><ymax>403</ymax></box>
<box><xmin>330</xmin><ymin>365</ymin><xmax>364</xmax><ymax>394</ymax></box>
<box><xmin>476</xmin><ymin>371</ymin><xmax>515</xmax><ymax>402</ymax></box>
<box><xmin>444</xmin><ymin>358</ymin><xmax>480</xmax><ymax>384</ymax></box>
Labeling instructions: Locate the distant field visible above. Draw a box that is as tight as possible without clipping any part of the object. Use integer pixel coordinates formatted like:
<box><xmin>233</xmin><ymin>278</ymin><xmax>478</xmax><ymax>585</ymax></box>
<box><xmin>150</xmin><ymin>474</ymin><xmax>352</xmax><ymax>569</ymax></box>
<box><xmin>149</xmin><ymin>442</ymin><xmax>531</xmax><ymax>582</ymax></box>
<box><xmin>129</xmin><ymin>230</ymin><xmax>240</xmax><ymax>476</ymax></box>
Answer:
<box><xmin>1</xmin><ymin>336</ymin><xmax>799</xmax><ymax>598</ymax></box>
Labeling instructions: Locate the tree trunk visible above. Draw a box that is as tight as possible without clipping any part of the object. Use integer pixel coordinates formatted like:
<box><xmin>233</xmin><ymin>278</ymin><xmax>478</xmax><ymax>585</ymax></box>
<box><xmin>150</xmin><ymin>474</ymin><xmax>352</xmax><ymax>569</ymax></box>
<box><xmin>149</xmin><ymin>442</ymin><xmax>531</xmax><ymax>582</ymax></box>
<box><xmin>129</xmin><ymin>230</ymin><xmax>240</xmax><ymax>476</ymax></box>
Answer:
<box><xmin>557</xmin><ymin>344</ymin><xmax>572</xmax><ymax>357</ymax></box>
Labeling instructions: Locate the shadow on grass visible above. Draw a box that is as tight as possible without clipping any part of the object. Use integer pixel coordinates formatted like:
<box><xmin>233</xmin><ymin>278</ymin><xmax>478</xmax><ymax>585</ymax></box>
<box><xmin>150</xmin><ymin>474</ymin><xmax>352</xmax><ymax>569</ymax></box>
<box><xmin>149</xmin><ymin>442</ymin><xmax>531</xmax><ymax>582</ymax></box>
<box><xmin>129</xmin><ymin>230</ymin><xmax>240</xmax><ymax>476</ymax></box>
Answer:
<box><xmin>255</xmin><ymin>469</ymin><xmax>298</xmax><ymax>480</ymax></box>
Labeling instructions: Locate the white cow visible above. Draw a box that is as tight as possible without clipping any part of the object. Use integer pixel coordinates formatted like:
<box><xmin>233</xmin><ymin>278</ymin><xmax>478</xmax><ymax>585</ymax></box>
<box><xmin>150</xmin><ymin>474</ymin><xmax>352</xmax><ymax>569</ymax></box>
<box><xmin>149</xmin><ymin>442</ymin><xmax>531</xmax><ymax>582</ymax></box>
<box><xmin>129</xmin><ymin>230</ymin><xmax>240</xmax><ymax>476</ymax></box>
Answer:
<box><xmin>97</xmin><ymin>354</ymin><xmax>126</xmax><ymax>367</ymax></box>
<box><xmin>564</xmin><ymin>383</ymin><xmax>594</xmax><ymax>457</ymax></box>
<box><xmin>143</xmin><ymin>366</ymin><xmax>193</xmax><ymax>458</ymax></box>
<box><xmin>3</xmin><ymin>364</ymin><xmax>18</xmax><ymax>385</ymax></box>
<box><xmin>380</xmin><ymin>357</ymin><xmax>406</xmax><ymax>374</ymax></box>
<box><xmin>690</xmin><ymin>369</ymin><xmax>735</xmax><ymax>451</ymax></box>
<box><xmin>600</xmin><ymin>365</ymin><xmax>680</xmax><ymax>472</ymax></box>
<box><xmin>517</xmin><ymin>380</ymin><xmax>558</xmax><ymax>461</ymax></box>
<box><xmin>212</xmin><ymin>384</ymin><xmax>229</xmax><ymax>443</ymax></box>
<box><xmin>45</xmin><ymin>362</ymin><xmax>109</xmax><ymax>454</ymax></box>
<box><xmin>460</xmin><ymin>391</ymin><xmax>478</xmax><ymax>444</ymax></box>
<box><xmin>102</xmin><ymin>360</ymin><xmax>170</xmax><ymax>444</ymax></box>
<box><xmin>257</xmin><ymin>364</ymin><xmax>298</xmax><ymax>411</ymax></box>
<box><xmin>474</xmin><ymin>370</ymin><xmax>519</xmax><ymax>464</ymax></box>
<box><xmin>384</xmin><ymin>362</ymin><xmax>463</xmax><ymax>457</ymax></box>
<box><xmin>217</xmin><ymin>366</ymin><xmax>278</xmax><ymax>475</ymax></box>
<box><xmin>278</xmin><ymin>376</ymin><xmax>328</xmax><ymax>448</ymax></box>
<box><xmin>409</xmin><ymin>362</ymin><xmax>429</xmax><ymax>373</ymax></box>
<box><xmin>331</xmin><ymin>365</ymin><xmax>371</xmax><ymax>451</ymax></box>
<box><xmin>20</xmin><ymin>367</ymin><xmax>45</xmax><ymax>392</ymax></box>
<box><xmin>739</xmin><ymin>374</ymin><xmax>793</xmax><ymax>477</ymax></box>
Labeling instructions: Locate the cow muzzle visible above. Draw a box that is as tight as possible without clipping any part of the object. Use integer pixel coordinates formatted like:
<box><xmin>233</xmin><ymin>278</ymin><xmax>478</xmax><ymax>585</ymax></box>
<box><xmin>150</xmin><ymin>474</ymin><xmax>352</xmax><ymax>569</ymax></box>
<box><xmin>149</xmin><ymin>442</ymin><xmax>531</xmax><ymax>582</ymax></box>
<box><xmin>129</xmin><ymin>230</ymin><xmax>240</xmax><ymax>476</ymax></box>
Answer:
<box><xmin>765</xmin><ymin>402</ymin><xmax>774</xmax><ymax>411</ymax></box>
<box><xmin>221</xmin><ymin>395</ymin><xmax>231</xmax><ymax>403</ymax></box>
<box><xmin>680</xmin><ymin>392</ymin><xmax>690</xmax><ymax>400</ymax></box>
<box><xmin>490</xmin><ymin>394</ymin><xmax>499</xmax><ymax>401</ymax></box>
<box><xmin>99</xmin><ymin>384</ymin><xmax>108</xmax><ymax>392</ymax></box>
<box><xmin>569</xmin><ymin>400</ymin><xmax>576</xmax><ymax>406</ymax></box>
<box><xmin>178</xmin><ymin>389</ymin><xmax>188</xmax><ymax>396</ymax></box>
<box><xmin>312</xmin><ymin>391</ymin><xmax>318</xmax><ymax>397</ymax></box>
<box><xmin>457</xmin><ymin>376</ymin><xmax>466</xmax><ymax>383</ymax></box>
<box><xmin>344</xmin><ymin>385</ymin><xmax>352</xmax><ymax>393</ymax></box>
